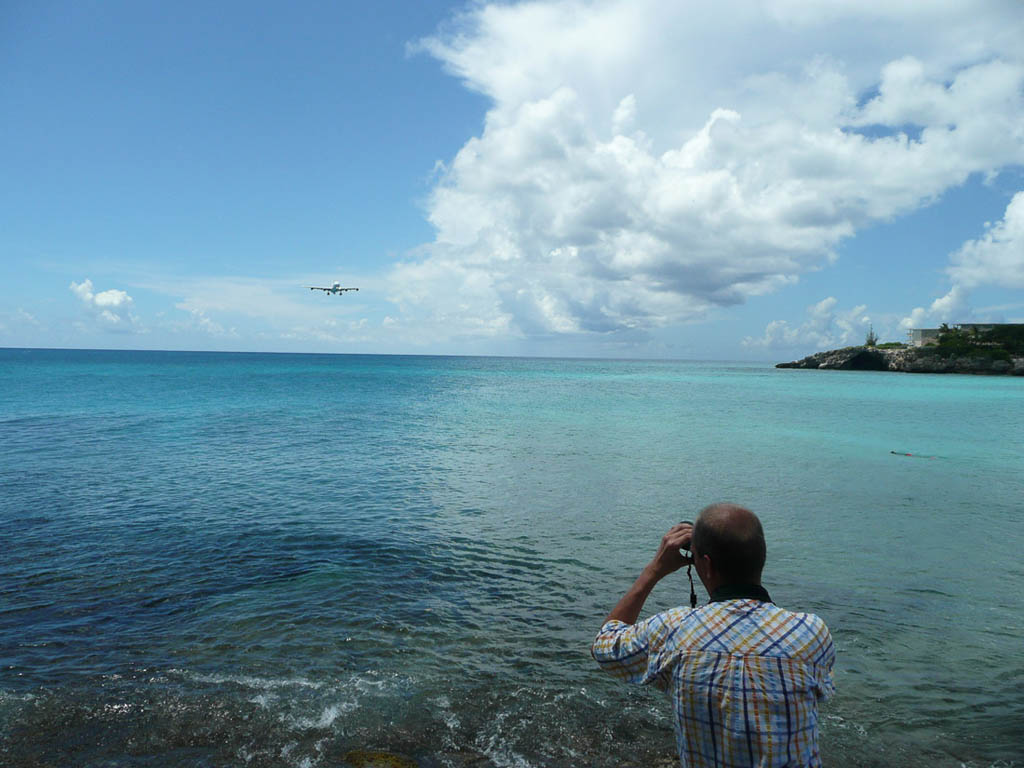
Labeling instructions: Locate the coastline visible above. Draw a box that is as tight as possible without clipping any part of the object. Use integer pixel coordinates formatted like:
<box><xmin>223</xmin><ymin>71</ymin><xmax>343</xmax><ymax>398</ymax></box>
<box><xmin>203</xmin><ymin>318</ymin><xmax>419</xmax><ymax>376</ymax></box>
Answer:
<box><xmin>776</xmin><ymin>345</ymin><xmax>1024</xmax><ymax>375</ymax></box>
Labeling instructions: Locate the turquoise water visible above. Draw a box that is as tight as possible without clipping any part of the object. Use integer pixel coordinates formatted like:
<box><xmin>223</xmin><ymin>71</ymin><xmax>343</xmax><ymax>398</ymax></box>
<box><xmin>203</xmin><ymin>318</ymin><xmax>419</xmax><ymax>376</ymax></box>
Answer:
<box><xmin>1</xmin><ymin>348</ymin><xmax>1021</xmax><ymax>767</ymax></box>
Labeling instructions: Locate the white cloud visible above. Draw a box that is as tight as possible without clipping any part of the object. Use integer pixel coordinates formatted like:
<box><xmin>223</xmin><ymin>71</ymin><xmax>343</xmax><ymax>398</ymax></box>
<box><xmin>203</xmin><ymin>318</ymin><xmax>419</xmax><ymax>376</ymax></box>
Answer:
<box><xmin>902</xmin><ymin>192</ymin><xmax>1024</xmax><ymax>327</ymax></box>
<box><xmin>395</xmin><ymin>0</ymin><xmax>1024</xmax><ymax>342</ymax></box>
<box><xmin>900</xmin><ymin>285</ymin><xmax>970</xmax><ymax>330</ymax></box>
<box><xmin>69</xmin><ymin>278</ymin><xmax>143</xmax><ymax>332</ymax></box>
<box><xmin>17</xmin><ymin>308</ymin><xmax>40</xmax><ymax>327</ymax></box>
<box><xmin>127</xmin><ymin>272</ymin><xmax>413</xmax><ymax>347</ymax></box>
<box><xmin>611</xmin><ymin>94</ymin><xmax>636</xmax><ymax>136</ymax></box>
<box><xmin>175</xmin><ymin>308</ymin><xmax>237</xmax><ymax>338</ymax></box>
<box><xmin>150</xmin><ymin>275</ymin><xmax>371</xmax><ymax>325</ymax></box>
<box><xmin>277</xmin><ymin>316</ymin><xmax>375</xmax><ymax>344</ymax></box>
<box><xmin>948</xmin><ymin>192</ymin><xmax>1024</xmax><ymax>290</ymax></box>
<box><xmin>744</xmin><ymin>296</ymin><xmax>871</xmax><ymax>350</ymax></box>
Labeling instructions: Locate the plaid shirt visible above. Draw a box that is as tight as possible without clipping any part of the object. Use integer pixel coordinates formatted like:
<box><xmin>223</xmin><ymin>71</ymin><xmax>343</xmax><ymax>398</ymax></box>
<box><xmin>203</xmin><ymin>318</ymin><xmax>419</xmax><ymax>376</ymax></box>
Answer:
<box><xmin>592</xmin><ymin>593</ymin><xmax>835</xmax><ymax>768</ymax></box>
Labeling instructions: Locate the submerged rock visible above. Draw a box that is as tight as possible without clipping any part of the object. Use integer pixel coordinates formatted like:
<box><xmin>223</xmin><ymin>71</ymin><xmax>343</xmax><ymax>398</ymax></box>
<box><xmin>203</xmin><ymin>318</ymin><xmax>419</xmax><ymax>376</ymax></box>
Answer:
<box><xmin>343</xmin><ymin>750</ymin><xmax>419</xmax><ymax>768</ymax></box>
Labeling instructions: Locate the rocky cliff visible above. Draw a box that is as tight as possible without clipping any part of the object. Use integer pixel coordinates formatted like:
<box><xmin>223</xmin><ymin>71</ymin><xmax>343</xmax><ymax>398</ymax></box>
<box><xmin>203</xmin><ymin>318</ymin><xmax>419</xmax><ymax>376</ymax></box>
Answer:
<box><xmin>776</xmin><ymin>346</ymin><xmax>1024</xmax><ymax>375</ymax></box>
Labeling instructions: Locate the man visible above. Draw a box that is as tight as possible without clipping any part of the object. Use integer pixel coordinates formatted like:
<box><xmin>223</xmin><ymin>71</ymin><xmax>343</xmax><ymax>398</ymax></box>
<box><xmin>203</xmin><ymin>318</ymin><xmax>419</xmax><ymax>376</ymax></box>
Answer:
<box><xmin>592</xmin><ymin>503</ymin><xmax>835</xmax><ymax>768</ymax></box>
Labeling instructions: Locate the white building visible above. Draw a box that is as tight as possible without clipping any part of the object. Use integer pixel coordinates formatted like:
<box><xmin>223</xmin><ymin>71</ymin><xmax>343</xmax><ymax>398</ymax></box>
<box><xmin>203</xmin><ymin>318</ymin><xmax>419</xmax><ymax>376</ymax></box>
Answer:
<box><xmin>907</xmin><ymin>328</ymin><xmax>941</xmax><ymax>346</ymax></box>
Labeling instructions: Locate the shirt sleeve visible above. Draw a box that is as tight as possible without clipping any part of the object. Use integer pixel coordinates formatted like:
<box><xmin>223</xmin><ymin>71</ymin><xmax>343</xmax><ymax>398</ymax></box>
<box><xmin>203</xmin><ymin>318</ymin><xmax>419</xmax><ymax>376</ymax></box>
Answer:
<box><xmin>591</xmin><ymin>611</ymin><xmax>681</xmax><ymax>691</ymax></box>
<box><xmin>811</xmin><ymin>620</ymin><xmax>837</xmax><ymax>702</ymax></box>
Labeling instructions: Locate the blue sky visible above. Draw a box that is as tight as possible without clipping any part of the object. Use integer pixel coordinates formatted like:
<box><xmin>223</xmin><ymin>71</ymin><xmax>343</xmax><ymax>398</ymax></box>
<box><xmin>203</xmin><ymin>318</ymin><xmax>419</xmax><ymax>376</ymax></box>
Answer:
<box><xmin>3</xmin><ymin>1</ymin><xmax>1023</xmax><ymax>360</ymax></box>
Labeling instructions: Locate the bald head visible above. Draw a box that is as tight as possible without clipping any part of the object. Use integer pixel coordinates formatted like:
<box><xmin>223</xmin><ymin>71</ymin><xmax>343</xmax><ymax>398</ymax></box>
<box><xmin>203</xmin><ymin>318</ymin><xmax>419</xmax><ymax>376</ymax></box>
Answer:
<box><xmin>691</xmin><ymin>503</ymin><xmax>766</xmax><ymax>585</ymax></box>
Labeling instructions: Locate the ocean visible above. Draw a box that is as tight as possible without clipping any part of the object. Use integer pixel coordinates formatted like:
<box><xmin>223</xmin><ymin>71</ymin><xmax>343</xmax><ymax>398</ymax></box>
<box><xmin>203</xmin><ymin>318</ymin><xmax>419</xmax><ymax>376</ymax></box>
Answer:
<box><xmin>1</xmin><ymin>348</ymin><xmax>1021</xmax><ymax>767</ymax></box>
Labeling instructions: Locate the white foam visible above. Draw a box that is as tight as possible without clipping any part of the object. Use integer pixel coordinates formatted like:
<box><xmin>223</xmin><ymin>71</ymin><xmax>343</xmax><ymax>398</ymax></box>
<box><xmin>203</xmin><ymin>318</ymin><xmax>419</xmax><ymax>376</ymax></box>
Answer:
<box><xmin>432</xmin><ymin>694</ymin><xmax>461</xmax><ymax>730</ymax></box>
<box><xmin>0</xmin><ymin>690</ymin><xmax>36</xmax><ymax>704</ymax></box>
<box><xmin>248</xmin><ymin>693</ymin><xmax>277</xmax><ymax>709</ymax></box>
<box><xmin>101</xmin><ymin>702</ymin><xmax>135</xmax><ymax>716</ymax></box>
<box><xmin>824</xmin><ymin>713</ymin><xmax>868</xmax><ymax>737</ymax></box>
<box><xmin>288</xmin><ymin>701</ymin><xmax>355</xmax><ymax>730</ymax></box>
<box><xmin>474</xmin><ymin>709</ymin><xmax>537</xmax><ymax>768</ymax></box>
<box><xmin>172</xmin><ymin>668</ymin><xmax>324</xmax><ymax>690</ymax></box>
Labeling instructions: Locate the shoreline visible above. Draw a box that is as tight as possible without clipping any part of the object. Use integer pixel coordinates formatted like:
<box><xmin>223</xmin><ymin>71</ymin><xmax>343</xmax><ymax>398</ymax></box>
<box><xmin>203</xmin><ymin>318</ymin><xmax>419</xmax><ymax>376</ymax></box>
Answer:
<box><xmin>776</xmin><ymin>345</ymin><xmax>1024</xmax><ymax>375</ymax></box>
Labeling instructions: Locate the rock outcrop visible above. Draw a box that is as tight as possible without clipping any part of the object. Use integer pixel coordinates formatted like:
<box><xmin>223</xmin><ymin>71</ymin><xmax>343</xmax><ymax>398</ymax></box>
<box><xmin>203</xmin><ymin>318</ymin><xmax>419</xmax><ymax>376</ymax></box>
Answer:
<box><xmin>777</xmin><ymin>346</ymin><xmax>1024</xmax><ymax>375</ymax></box>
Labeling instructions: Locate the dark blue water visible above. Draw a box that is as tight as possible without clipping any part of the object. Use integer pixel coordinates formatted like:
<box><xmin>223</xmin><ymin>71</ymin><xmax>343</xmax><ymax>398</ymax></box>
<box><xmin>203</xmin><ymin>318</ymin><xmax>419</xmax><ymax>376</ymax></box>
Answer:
<box><xmin>1</xmin><ymin>349</ymin><xmax>1022</xmax><ymax>766</ymax></box>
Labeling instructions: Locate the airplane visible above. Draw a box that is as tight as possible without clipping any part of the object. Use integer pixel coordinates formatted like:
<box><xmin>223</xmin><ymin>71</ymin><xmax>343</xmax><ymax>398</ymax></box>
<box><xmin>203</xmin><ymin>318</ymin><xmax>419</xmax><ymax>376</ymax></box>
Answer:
<box><xmin>309</xmin><ymin>282</ymin><xmax>359</xmax><ymax>295</ymax></box>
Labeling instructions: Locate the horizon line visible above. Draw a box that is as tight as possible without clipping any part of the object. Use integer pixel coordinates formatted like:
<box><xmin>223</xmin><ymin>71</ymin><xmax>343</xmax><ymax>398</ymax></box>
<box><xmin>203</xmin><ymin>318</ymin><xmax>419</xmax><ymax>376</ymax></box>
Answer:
<box><xmin>0</xmin><ymin>345</ymin><xmax>777</xmax><ymax>365</ymax></box>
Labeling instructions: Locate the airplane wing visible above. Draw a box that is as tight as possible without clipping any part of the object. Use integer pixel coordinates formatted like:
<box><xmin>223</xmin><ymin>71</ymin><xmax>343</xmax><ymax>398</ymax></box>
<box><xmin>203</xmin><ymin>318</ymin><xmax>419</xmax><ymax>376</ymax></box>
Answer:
<box><xmin>309</xmin><ymin>286</ymin><xmax>328</xmax><ymax>291</ymax></box>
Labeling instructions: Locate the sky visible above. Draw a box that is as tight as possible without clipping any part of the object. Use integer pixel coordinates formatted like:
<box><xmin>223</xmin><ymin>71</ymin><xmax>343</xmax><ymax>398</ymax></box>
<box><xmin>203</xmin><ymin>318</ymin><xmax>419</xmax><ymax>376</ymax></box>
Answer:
<box><xmin>2</xmin><ymin>0</ymin><xmax>1023</xmax><ymax>361</ymax></box>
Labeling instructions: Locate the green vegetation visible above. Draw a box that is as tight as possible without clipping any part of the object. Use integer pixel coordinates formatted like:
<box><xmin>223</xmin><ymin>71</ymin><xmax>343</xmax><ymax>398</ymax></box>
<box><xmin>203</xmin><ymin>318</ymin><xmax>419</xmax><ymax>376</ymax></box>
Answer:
<box><xmin>864</xmin><ymin>325</ymin><xmax>878</xmax><ymax>347</ymax></box>
<box><xmin>923</xmin><ymin>324</ymin><xmax>1022</xmax><ymax>360</ymax></box>
<box><xmin>875</xmin><ymin>341</ymin><xmax>907</xmax><ymax>349</ymax></box>
<box><xmin>982</xmin><ymin>324</ymin><xmax>1024</xmax><ymax>354</ymax></box>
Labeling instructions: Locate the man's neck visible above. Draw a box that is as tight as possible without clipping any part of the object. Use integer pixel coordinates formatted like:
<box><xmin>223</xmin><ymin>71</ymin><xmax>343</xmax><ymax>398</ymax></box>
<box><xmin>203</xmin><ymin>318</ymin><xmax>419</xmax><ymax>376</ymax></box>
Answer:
<box><xmin>709</xmin><ymin>583</ymin><xmax>772</xmax><ymax>603</ymax></box>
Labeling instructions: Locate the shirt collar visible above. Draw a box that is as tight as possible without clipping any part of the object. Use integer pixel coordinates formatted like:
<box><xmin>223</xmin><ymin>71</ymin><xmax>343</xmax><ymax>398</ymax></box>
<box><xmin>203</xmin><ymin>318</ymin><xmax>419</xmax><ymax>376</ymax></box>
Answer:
<box><xmin>709</xmin><ymin>583</ymin><xmax>773</xmax><ymax>604</ymax></box>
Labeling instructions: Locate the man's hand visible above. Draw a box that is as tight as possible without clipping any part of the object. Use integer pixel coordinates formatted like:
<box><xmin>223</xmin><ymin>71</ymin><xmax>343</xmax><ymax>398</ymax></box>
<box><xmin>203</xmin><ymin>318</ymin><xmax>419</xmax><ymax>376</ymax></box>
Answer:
<box><xmin>601</xmin><ymin>522</ymin><xmax>695</xmax><ymax>627</ymax></box>
<box><xmin>648</xmin><ymin>522</ymin><xmax>693</xmax><ymax>579</ymax></box>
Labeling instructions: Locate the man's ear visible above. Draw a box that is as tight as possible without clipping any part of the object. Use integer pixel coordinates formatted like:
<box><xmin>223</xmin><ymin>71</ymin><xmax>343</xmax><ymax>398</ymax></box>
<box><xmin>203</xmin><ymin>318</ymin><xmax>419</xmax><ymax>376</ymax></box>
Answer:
<box><xmin>697</xmin><ymin>553</ymin><xmax>715</xmax><ymax>579</ymax></box>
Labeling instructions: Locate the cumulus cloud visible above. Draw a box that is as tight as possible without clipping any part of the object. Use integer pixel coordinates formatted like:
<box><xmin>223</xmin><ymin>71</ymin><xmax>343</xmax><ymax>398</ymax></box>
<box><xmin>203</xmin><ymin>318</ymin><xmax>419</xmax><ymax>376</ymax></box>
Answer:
<box><xmin>393</xmin><ymin>0</ymin><xmax>1024</xmax><ymax>342</ymax></box>
<box><xmin>69</xmin><ymin>278</ymin><xmax>142</xmax><ymax>332</ymax></box>
<box><xmin>948</xmin><ymin>192</ymin><xmax>1024</xmax><ymax>291</ymax></box>
<box><xmin>900</xmin><ymin>285</ymin><xmax>971</xmax><ymax>330</ymax></box>
<box><xmin>902</xmin><ymin>192</ymin><xmax>1024</xmax><ymax>327</ymax></box>
<box><xmin>744</xmin><ymin>296</ymin><xmax>871</xmax><ymax>350</ymax></box>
